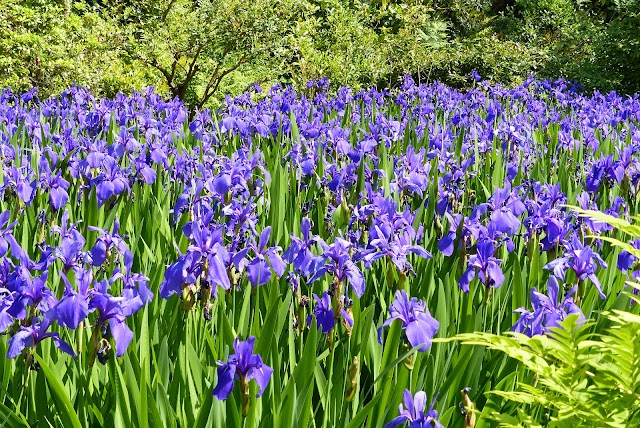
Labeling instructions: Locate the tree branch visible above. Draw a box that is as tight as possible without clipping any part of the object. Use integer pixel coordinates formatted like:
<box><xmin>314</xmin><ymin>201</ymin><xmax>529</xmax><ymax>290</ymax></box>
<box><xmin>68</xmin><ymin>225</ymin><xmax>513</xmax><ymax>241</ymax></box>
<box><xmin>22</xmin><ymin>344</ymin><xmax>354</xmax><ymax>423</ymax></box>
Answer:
<box><xmin>197</xmin><ymin>55</ymin><xmax>247</xmax><ymax>109</ymax></box>
<box><xmin>135</xmin><ymin>54</ymin><xmax>177</xmax><ymax>93</ymax></box>
<box><xmin>186</xmin><ymin>45</ymin><xmax>203</xmax><ymax>82</ymax></box>
<box><xmin>161</xmin><ymin>0</ymin><xmax>178</xmax><ymax>21</ymax></box>
<box><xmin>197</xmin><ymin>50</ymin><xmax>228</xmax><ymax>107</ymax></box>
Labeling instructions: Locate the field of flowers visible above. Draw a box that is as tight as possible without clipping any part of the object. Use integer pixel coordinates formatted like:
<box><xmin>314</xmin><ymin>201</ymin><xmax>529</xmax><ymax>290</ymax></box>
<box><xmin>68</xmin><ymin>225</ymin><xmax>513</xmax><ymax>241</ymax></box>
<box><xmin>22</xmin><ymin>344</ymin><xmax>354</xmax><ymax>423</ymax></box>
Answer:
<box><xmin>0</xmin><ymin>76</ymin><xmax>639</xmax><ymax>427</ymax></box>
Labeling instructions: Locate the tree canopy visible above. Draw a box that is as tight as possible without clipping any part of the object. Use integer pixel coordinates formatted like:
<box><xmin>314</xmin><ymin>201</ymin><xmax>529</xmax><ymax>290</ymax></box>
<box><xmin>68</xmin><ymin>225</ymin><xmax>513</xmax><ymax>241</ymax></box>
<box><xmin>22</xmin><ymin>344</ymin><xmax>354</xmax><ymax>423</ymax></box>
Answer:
<box><xmin>2</xmin><ymin>0</ymin><xmax>640</xmax><ymax>104</ymax></box>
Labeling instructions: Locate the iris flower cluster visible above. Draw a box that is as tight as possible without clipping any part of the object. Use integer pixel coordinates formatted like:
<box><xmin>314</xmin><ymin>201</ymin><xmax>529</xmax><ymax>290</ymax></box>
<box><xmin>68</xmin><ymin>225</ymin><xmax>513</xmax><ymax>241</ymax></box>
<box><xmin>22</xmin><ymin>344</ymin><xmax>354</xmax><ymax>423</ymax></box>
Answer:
<box><xmin>512</xmin><ymin>276</ymin><xmax>584</xmax><ymax>336</ymax></box>
<box><xmin>3</xmin><ymin>75</ymin><xmax>640</xmax><ymax>422</ymax></box>
<box><xmin>1</xmin><ymin>210</ymin><xmax>152</xmax><ymax>364</ymax></box>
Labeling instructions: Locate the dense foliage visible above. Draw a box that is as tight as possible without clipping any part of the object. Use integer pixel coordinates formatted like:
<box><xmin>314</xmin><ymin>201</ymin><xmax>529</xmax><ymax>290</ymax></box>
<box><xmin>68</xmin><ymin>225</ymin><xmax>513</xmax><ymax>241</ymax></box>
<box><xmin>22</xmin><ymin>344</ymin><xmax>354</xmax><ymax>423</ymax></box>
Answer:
<box><xmin>0</xmin><ymin>77</ymin><xmax>639</xmax><ymax>426</ymax></box>
<box><xmin>457</xmin><ymin>208</ymin><xmax>640</xmax><ymax>427</ymax></box>
<box><xmin>3</xmin><ymin>0</ymin><xmax>640</xmax><ymax>105</ymax></box>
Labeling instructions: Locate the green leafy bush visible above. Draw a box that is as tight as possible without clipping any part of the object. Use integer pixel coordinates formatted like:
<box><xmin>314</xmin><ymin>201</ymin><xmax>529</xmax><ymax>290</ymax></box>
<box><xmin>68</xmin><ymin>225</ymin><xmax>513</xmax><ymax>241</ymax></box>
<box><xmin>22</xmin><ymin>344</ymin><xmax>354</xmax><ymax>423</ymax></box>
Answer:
<box><xmin>454</xmin><ymin>208</ymin><xmax>640</xmax><ymax>427</ymax></box>
<box><xmin>0</xmin><ymin>1</ymin><xmax>154</xmax><ymax>98</ymax></box>
<box><xmin>457</xmin><ymin>311</ymin><xmax>640</xmax><ymax>427</ymax></box>
<box><xmin>2</xmin><ymin>0</ymin><xmax>640</xmax><ymax>103</ymax></box>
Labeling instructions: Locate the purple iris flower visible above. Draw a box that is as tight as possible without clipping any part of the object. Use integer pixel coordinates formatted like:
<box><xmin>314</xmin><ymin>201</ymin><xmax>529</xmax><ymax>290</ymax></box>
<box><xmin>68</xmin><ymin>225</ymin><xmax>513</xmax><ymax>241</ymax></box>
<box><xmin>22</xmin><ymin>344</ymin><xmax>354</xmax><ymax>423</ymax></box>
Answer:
<box><xmin>618</xmin><ymin>249</ymin><xmax>637</xmax><ymax>272</ymax></box>
<box><xmin>6</xmin><ymin>270</ymin><xmax>55</xmax><ymax>321</ymax></box>
<box><xmin>512</xmin><ymin>276</ymin><xmax>584</xmax><ymax>336</ymax></box>
<box><xmin>585</xmin><ymin>159</ymin><xmax>608</xmax><ymax>192</ymax></box>
<box><xmin>212</xmin><ymin>336</ymin><xmax>273</xmax><ymax>400</ymax></box>
<box><xmin>111</xmin><ymin>264</ymin><xmax>154</xmax><ymax>307</ymax></box>
<box><xmin>616</xmin><ymin>240</ymin><xmax>640</xmax><ymax>302</ymax></box>
<box><xmin>1</xmin><ymin>166</ymin><xmax>36</xmax><ymax>204</ymax></box>
<box><xmin>0</xmin><ymin>259</ymin><xmax>16</xmax><ymax>331</ymax></box>
<box><xmin>362</xmin><ymin>224</ymin><xmax>432</xmax><ymax>273</ymax></box>
<box><xmin>473</xmin><ymin>184</ymin><xmax>526</xmax><ymax>236</ymax></box>
<box><xmin>307</xmin><ymin>291</ymin><xmax>353</xmax><ymax>334</ymax></box>
<box><xmin>0</xmin><ymin>210</ymin><xmax>18</xmax><ymax>258</ymax></box>
<box><xmin>617</xmin><ymin>239</ymin><xmax>640</xmax><ymax>280</ymax></box>
<box><xmin>539</xmin><ymin>216</ymin><xmax>573</xmax><ymax>252</ymax></box>
<box><xmin>7</xmin><ymin>314</ymin><xmax>76</xmax><ymax>359</ymax></box>
<box><xmin>384</xmin><ymin>389</ymin><xmax>444</xmax><ymax>428</ymax></box>
<box><xmin>159</xmin><ymin>251</ymin><xmax>201</xmax><ymax>299</ymax></box>
<box><xmin>283</xmin><ymin>218</ymin><xmax>323</xmax><ymax>275</ymax></box>
<box><xmin>89</xmin><ymin>280</ymin><xmax>137</xmax><ymax>357</ymax></box>
<box><xmin>575</xmin><ymin>192</ymin><xmax>623</xmax><ymax>234</ymax></box>
<box><xmin>92</xmin><ymin>156</ymin><xmax>130</xmax><ymax>207</ymax></box>
<box><xmin>186</xmin><ymin>221</ymin><xmax>231</xmax><ymax>290</ymax></box>
<box><xmin>134</xmin><ymin>155</ymin><xmax>156</xmax><ymax>184</ymax></box>
<box><xmin>89</xmin><ymin>220</ymin><xmax>132</xmax><ymax>267</ymax></box>
<box><xmin>39</xmin><ymin>159</ymin><xmax>70</xmax><ymax>210</ymax></box>
<box><xmin>0</xmin><ymin>287</ymin><xmax>14</xmax><ymax>333</ymax></box>
<box><xmin>211</xmin><ymin>172</ymin><xmax>232</xmax><ymax>196</ymax></box>
<box><xmin>221</xmin><ymin>201</ymin><xmax>259</xmax><ymax>238</ymax></box>
<box><xmin>51</xmin><ymin>268</ymin><xmax>93</xmax><ymax>329</ymax></box>
<box><xmin>437</xmin><ymin>213</ymin><xmax>484</xmax><ymax>257</ymax></box>
<box><xmin>55</xmin><ymin>236</ymin><xmax>88</xmax><ymax>272</ymax></box>
<box><xmin>544</xmin><ymin>235</ymin><xmax>607</xmax><ymax>299</ymax></box>
<box><xmin>51</xmin><ymin>210</ymin><xmax>84</xmax><ymax>243</ymax></box>
<box><xmin>308</xmin><ymin>238</ymin><xmax>365</xmax><ymax>298</ymax></box>
<box><xmin>308</xmin><ymin>292</ymin><xmax>334</xmax><ymax>334</ymax></box>
<box><xmin>458</xmin><ymin>240</ymin><xmax>504</xmax><ymax>292</ymax></box>
<box><xmin>378</xmin><ymin>290</ymin><xmax>439</xmax><ymax>351</ymax></box>
<box><xmin>238</xmin><ymin>227</ymin><xmax>286</xmax><ymax>287</ymax></box>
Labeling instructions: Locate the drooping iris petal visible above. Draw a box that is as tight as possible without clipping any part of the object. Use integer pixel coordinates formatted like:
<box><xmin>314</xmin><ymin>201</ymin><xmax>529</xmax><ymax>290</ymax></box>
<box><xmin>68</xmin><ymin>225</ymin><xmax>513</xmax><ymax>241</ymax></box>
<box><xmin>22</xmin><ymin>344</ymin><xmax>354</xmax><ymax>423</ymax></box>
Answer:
<box><xmin>0</xmin><ymin>237</ymin><xmax>8</xmax><ymax>258</ymax></box>
<box><xmin>212</xmin><ymin>336</ymin><xmax>272</xmax><ymax>401</ymax></box>
<box><xmin>437</xmin><ymin>233</ymin><xmax>455</xmax><ymax>256</ymax></box>
<box><xmin>207</xmin><ymin>252</ymin><xmax>231</xmax><ymax>290</ymax></box>
<box><xmin>251</xmin><ymin>363</ymin><xmax>273</xmax><ymax>398</ymax></box>
<box><xmin>6</xmin><ymin>329</ymin><xmax>32</xmax><ymax>358</ymax></box>
<box><xmin>266</xmin><ymin>251</ymin><xmax>286</xmax><ymax>278</ymax></box>
<box><xmin>49</xmin><ymin>333</ymin><xmax>77</xmax><ymax>358</ymax></box>
<box><xmin>379</xmin><ymin>291</ymin><xmax>439</xmax><ymax>352</ymax></box>
<box><xmin>490</xmin><ymin>209</ymin><xmax>520</xmax><ymax>235</ymax></box>
<box><xmin>618</xmin><ymin>251</ymin><xmax>636</xmax><ymax>271</ymax></box>
<box><xmin>309</xmin><ymin>292</ymin><xmax>335</xmax><ymax>334</ymax></box>
<box><xmin>247</xmin><ymin>259</ymin><xmax>272</xmax><ymax>287</ymax></box>
<box><xmin>485</xmin><ymin>261</ymin><xmax>505</xmax><ymax>288</ymax></box>
<box><xmin>97</xmin><ymin>181</ymin><xmax>115</xmax><ymax>205</ymax></box>
<box><xmin>109</xmin><ymin>318</ymin><xmax>134</xmax><ymax>357</ymax></box>
<box><xmin>405</xmin><ymin>320</ymin><xmax>436</xmax><ymax>351</ymax></box>
<box><xmin>212</xmin><ymin>363</ymin><xmax>237</xmax><ymax>400</ymax></box>
<box><xmin>52</xmin><ymin>292</ymin><xmax>89</xmax><ymax>329</ymax></box>
<box><xmin>458</xmin><ymin>267</ymin><xmax>475</xmax><ymax>293</ymax></box>
<box><xmin>213</xmin><ymin>174</ymin><xmax>231</xmax><ymax>195</ymax></box>
<box><xmin>49</xmin><ymin>187</ymin><xmax>69</xmax><ymax>210</ymax></box>
<box><xmin>90</xmin><ymin>240</ymin><xmax>108</xmax><ymax>267</ymax></box>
